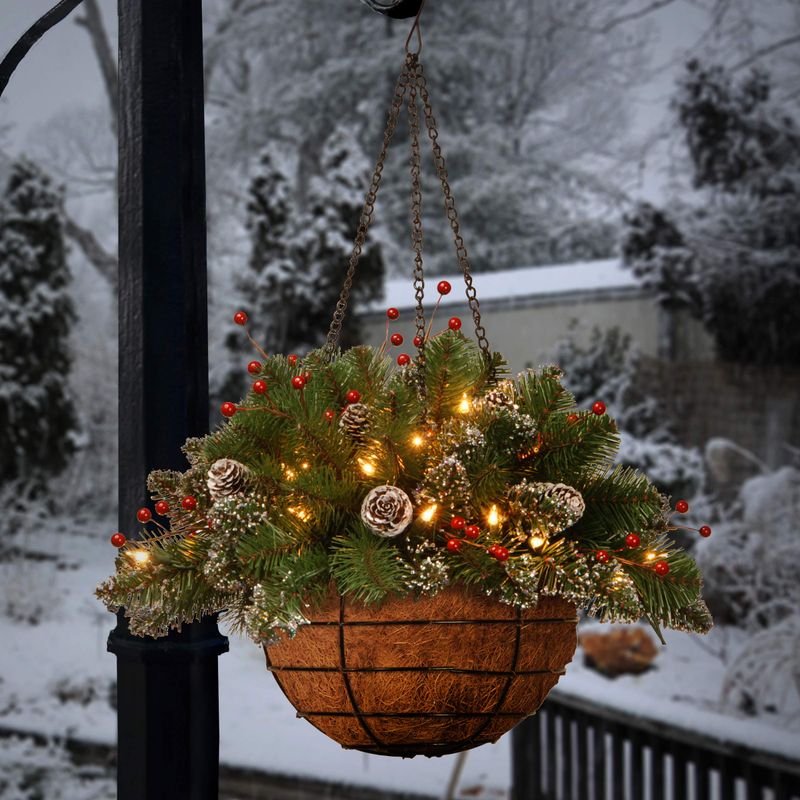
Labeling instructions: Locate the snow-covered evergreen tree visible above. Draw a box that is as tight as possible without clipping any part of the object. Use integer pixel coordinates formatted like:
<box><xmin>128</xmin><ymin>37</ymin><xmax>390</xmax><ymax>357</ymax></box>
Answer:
<box><xmin>621</xmin><ymin>61</ymin><xmax>800</xmax><ymax>365</ymax></box>
<box><xmin>223</xmin><ymin>126</ymin><xmax>384</xmax><ymax>397</ymax></box>
<box><xmin>0</xmin><ymin>158</ymin><xmax>77</xmax><ymax>491</ymax></box>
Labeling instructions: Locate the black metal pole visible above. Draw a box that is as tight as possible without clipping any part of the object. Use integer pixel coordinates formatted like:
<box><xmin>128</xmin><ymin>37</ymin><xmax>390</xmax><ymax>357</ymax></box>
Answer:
<box><xmin>108</xmin><ymin>3</ymin><xmax>228</xmax><ymax>799</ymax></box>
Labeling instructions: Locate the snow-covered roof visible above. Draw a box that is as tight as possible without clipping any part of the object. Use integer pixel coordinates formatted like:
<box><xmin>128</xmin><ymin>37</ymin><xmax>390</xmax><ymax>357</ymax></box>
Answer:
<box><xmin>360</xmin><ymin>258</ymin><xmax>644</xmax><ymax>315</ymax></box>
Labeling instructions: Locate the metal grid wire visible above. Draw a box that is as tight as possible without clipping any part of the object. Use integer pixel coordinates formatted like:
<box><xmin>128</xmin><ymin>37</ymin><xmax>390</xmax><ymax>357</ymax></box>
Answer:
<box><xmin>266</xmin><ymin>598</ymin><xmax>577</xmax><ymax>758</ymax></box>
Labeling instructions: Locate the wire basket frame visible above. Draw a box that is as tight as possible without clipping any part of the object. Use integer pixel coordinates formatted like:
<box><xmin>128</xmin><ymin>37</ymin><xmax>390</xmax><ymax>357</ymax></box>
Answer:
<box><xmin>265</xmin><ymin>586</ymin><xmax>578</xmax><ymax>757</ymax></box>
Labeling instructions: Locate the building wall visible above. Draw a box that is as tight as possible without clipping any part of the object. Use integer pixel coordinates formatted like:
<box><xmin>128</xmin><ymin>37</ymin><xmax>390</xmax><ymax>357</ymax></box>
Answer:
<box><xmin>361</xmin><ymin>292</ymin><xmax>714</xmax><ymax>373</ymax></box>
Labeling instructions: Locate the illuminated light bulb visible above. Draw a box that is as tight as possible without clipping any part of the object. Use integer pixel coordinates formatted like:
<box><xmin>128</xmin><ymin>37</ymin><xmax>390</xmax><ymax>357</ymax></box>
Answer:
<box><xmin>646</xmin><ymin>551</ymin><xmax>657</xmax><ymax>561</ymax></box>
<box><xmin>359</xmin><ymin>458</ymin><xmax>376</xmax><ymax>476</ymax></box>
<box><xmin>129</xmin><ymin>550</ymin><xmax>150</xmax><ymax>565</ymax></box>
<box><xmin>457</xmin><ymin>393</ymin><xmax>471</xmax><ymax>414</ymax></box>
<box><xmin>289</xmin><ymin>506</ymin><xmax>311</xmax><ymax>521</ymax></box>
<box><xmin>529</xmin><ymin>534</ymin><xmax>546</xmax><ymax>549</ymax></box>
<box><xmin>284</xmin><ymin>467</ymin><xmax>296</xmax><ymax>480</ymax></box>
<box><xmin>411</xmin><ymin>434</ymin><xmax>425</xmax><ymax>448</ymax></box>
<box><xmin>301</xmin><ymin>462</ymin><xmax>311</xmax><ymax>470</ymax></box>
<box><xmin>420</xmin><ymin>503</ymin><xmax>438</xmax><ymax>523</ymax></box>
<box><xmin>487</xmin><ymin>505</ymin><xmax>500</xmax><ymax>528</ymax></box>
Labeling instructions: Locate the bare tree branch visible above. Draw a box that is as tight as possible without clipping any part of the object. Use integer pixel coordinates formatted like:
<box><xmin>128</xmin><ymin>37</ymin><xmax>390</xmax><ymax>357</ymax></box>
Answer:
<box><xmin>552</xmin><ymin>0</ymin><xmax>681</xmax><ymax>34</ymax></box>
<box><xmin>74</xmin><ymin>0</ymin><xmax>118</xmax><ymax>134</ymax></box>
<box><xmin>732</xmin><ymin>34</ymin><xmax>800</xmax><ymax>71</ymax></box>
<box><xmin>63</xmin><ymin>215</ymin><xmax>117</xmax><ymax>288</ymax></box>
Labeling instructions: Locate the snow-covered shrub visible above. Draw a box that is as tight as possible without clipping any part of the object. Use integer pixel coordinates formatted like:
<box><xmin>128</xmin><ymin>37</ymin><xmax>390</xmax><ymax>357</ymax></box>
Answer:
<box><xmin>699</xmin><ymin>466</ymin><xmax>800</xmax><ymax>631</ymax></box>
<box><xmin>0</xmin><ymin>736</ymin><xmax>114</xmax><ymax>800</ymax></box>
<box><xmin>551</xmin><ymin>325</ymin><xmax>704</xmax><ymax>498</ymax></box>
<box><xmin>721</xmin><ymin>615</ymin><xmax>800</xmax><ymax>721</ymax></box>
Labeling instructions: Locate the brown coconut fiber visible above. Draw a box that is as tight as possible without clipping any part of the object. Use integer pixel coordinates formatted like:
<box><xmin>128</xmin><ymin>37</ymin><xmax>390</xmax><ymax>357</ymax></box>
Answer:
<box><xmin>265</xmin><ymin>585</ymin><xmax>577</xmax><ymax>757</ymax></box>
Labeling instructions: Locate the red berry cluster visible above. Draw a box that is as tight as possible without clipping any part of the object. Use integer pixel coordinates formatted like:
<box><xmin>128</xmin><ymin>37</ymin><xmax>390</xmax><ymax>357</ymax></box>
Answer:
<box><xmin>445</xmin><ymin>517</ymin><xmax>483</xmax><ymax>552</ymax></box>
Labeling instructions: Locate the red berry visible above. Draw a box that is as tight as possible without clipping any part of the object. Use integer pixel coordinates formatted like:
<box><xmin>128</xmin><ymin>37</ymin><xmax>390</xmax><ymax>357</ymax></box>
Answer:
<box><xmin>448</xmin><ymin>317</ymin><xmax>462</xmax><ymax>331</ymax></box>
<box><xmin>699</xmin><ymin>525</ymin><xmax>712</xmax><ymax>538</ymax></box>
<box><xmin>291</xmin><ymin>375</ymin><xmax>306</xmax><ymax>390</ymax></box>
<box><xmin>155</xmin><ymin>500</ymin><xmax>170</xmax><ymax>515</ymax></box>
<box><xmin>324</xmin><ymin>409</ymin><xmax>336</xmax><ymax>422</ymax></box>
<box><xmin>181</xmin><ymin>496</ymin><xmax>197</xmax><ymax>511</ymax></box>
<box><xmin>492</xmin><ymin>546</ymin><xmax>510</xmax><ymax>562</ymax></box>
<box><xmin>413</xmin><ymin>336</ymin><xmax>424</xmax><ymax>347</ymax></box>
<box><xmin>446</xmin><ymin>538</ymin><xmax>462</xmax><ymax>553</ymax></box>
<box><xmin>592</xmin><ymin>401</ymin><xmax>606</xmax><ymax>416</ymax></box>
<box><xmin>450</xmin><ymin>516</ymin><xmax>466</xmax><ymax>531</ymax></box>
<box><xmin>625</xmin><ymin>533</ymin><xmax>641</xmax><ymax>549</ymax></box>
<box><xmin>136</xmin><ymin>507</ymin><xmax>152</xmax><ymax>523</ymax></box>
<box><xmin>233</xmin><ymin>310</ymin><xmax>248</xmax><ymax>326</ymax></box>
<box><xmin>390</xmin><ymin>333</ymin><xmax>404</xmax><ymax>346</ymax></box>
<box><xmin>220</xmin><ymin>402</ymin><xmax>237</xmax><ymax>418</ymax></box>
<box><xmin>654</xmin><ymin>560</ymin><xmax>670</xmax><ymax>576</ymax></box>
<box><xmin>387</xmin><ymin>307</ymin><xmax>400</xmax><ymax>320</ymax></box>
<box><xmin>487</xmin><ymin>544</ymin><xmax>499</xmax><ymax>556</ymax></box>
<box><xmin>397</xmin><ymin>353</ymin><xmax>411</xmax><ymax>366</ymax></box>
<box><xmin>253</xmin><ymin>380</ymin><xmax>267</xmax><ymax>394</ymax></box>
<box><xmin>567</xmin><ymin>413</ymin><xmax>579</xmax><ymax>424</ymax></box>
<box><xmin>596</xmin><ymin>550</ymin><xmax>610</xmax><ymax>564</ymax></box>
<box><xmin>346</xmin><ymin>390</ymin><xmax>361</xmax><ymax>404</ymax></box>
<box><xmin>675</xmin><ymin>500</ymin><xmax>689</xmax><ymax>514</ymax></box>
<box><xmin>437</xmin><ymin>280</ymin><xmax>452</xmax><ymax>295</ymax></box>
<box><xmin>247</xmin><ymin>360</ymin><xmax>262</xmax><ymax>375</ymax></box>
<box><xmin>464</xmin><ymin>524</ymin><xmax>480</xmax><ymax>540</ymax></box>
<box><xmin>110</xmin><ymin>533</ymin><xmax>126</xmax><ymax>548</ymax></box>
<box><xmin>287</xmin><ymin>354</ymin><xmax>298</xmax><ymax>366</ymax></box>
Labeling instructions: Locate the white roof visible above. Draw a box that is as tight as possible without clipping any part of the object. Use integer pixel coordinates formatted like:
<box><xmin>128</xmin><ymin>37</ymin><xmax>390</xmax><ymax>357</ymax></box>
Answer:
<box><xmin>360</xmin><ymin>258</ymin><xmax>643</xmax><ymax>314</ymax></box>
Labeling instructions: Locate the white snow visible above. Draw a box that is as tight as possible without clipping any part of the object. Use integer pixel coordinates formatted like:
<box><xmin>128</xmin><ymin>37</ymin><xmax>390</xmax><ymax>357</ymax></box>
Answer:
<box><xmin>359</xmin><ymin>259</ymin><xmax>642</xmax><ymax>315</ymax></box>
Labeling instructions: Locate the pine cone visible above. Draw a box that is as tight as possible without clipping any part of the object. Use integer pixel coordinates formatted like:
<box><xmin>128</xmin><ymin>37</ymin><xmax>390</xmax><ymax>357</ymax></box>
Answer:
<box><xmin>360</xmin><ymin>485</ymin><xmax>414</xmax><ymax>538</ymax></box>
<box><xmin>483</xmin><ymin>389</ymin><xmax>514</xmax><ymax>409</ymax></box>
<box><xmin>339</xmin><ymin>403</ymin><xmax>370</xmax><ymax>443</ymax></box>
<box><xmin>207</xmin><ymin>458</ymin><xmax>250</xmax><ymax>501</ymax></box>
<box><xmin>506</xmin><ymin>480</ymin><xmax>585</xmax><ymax>535</ymax></box>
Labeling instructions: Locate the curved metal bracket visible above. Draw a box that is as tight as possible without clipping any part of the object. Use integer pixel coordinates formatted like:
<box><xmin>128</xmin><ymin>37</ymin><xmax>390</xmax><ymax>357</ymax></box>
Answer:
<box><xmin>359</xmin><ymin>0</ymin><xmax>425</xmax><ymax>19</ymax></box>
<box><xmin>0</xmin><ymin>0</ymin><xmax>85</xmax><ymax>101</ymax></box>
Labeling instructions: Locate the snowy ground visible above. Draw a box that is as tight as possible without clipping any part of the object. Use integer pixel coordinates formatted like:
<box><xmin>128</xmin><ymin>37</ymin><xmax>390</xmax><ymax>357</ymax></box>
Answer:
<box><xmin>0</xmin><ymin>519</ymin><xmax>796</xmax><ymax>798</ymax></box>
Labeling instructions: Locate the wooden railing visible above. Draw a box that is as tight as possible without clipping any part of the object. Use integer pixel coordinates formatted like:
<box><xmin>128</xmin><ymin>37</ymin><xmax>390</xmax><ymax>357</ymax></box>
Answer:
<box><xmin>512</xmin><ymin>690</ymin><xmax>800</xmax><ymax>800</ymax></box>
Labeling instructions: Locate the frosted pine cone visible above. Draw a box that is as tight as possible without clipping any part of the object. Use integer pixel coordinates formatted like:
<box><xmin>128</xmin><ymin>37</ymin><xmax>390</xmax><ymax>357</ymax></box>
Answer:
<box><xmin>506</xmin><ymin>480</ymin><xmax>585</xmax><ymax>535</ymax></box>
<box><xmin>361</xmin><ymin>485</ymin><xmax>414</xmax><ymax>538</ymax></box>
<box><xmin>543</xmin><ymin>483</ymin><xmax>586</xmax><ymax>522</ymax></box>
<box><xmin>207</xmin><ymin>458</ymin><xmax>250</xmax><ymax>501</ymax></box>
<box><xmin>483</xmin><ymin>389</ymin><xmax>514</xmax><ymax>409</ymax></box>
<box><xmin>339</xmin><ymin>403</ymin><xmax>370</xmax><ymax>443</ymax></box>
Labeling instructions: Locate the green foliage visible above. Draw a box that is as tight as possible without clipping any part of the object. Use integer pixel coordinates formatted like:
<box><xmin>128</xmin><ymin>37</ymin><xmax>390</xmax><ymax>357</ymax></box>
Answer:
<box><xmin>98</xmin><ymin>330</ymin><xmax>711</xmax><ymax>643</ymax></box>
<box><xmin>330</xmin><ymin>523</ymin><xmax>412</xmax><ymax>604</ymax></box>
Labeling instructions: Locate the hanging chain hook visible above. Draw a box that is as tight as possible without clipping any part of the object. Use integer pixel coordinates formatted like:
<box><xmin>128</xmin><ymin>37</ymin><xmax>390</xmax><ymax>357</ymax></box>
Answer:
<box><xmin>404</xmin><ymin>0</ymin><xmax>427</xmax><ymax>55</ymax></box>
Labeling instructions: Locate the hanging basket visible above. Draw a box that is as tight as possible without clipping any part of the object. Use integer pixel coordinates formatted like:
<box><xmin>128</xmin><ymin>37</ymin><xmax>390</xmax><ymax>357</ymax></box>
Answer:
<box><xmin>265</xmin><ymin>586</ymin><xmax>577</xmax><ymax>757</ymax></box>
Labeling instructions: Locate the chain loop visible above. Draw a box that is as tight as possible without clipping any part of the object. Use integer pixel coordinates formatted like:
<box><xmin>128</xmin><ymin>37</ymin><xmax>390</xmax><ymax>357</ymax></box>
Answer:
<box><xmin>409</xmin><ymin>58</ymin><xmax>494</xmax><ymax>376</ymax></box>
<box><xmin>324</xmin><ymin>59</ymin><xmax>412</xmax><ymax>359</ymax></box>
<box><xmin>407</xmin><ymin>61</ymin><xmax>427</xmax><ymax>398</ymax></box>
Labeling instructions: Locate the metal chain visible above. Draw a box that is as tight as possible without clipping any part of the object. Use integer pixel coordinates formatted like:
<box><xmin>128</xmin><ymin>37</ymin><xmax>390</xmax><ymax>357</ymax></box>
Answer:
<box><xmin>409</xmin><ymin>56</ymin><xmax>494</xmax><ymax>375</ymax></box>
<box><xmin>324</xmin><ymin>60</ymin><xmax>412</xmax><ymax>358</ymax></box>
<box><xmin>407</xmin><ymin>67</ymin><xmax>427</xmax><ymax>398</ymax></box>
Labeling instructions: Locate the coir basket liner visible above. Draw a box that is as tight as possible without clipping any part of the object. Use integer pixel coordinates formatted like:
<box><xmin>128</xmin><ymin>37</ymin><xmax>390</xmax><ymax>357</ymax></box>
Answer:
<box><xmin>265</xmin><ymin>586</ymin><xmax>578</xmax><ymax>757</ymax></box>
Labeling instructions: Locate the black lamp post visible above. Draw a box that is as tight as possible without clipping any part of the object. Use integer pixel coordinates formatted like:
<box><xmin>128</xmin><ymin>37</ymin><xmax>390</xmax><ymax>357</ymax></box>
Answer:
<box><xmin>106</xmin><ymin>3</ymin><xmax>229</xmax><ymax>799</ymax></box>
